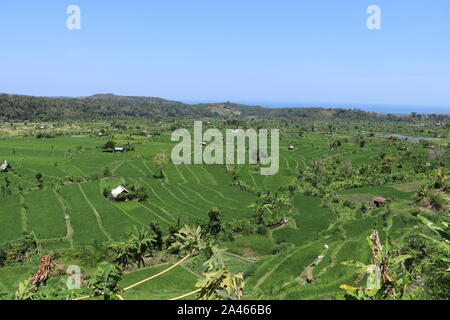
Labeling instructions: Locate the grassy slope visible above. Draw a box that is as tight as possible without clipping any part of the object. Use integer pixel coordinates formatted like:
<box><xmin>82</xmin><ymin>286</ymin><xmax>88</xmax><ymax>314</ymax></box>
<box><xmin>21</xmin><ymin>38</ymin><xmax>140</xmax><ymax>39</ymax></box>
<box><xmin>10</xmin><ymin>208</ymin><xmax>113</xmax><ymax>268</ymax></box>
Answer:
<box><xmin>0</xmin><ymin>130</ymin><xmax>430</xmax><ymax>299</ymax></box>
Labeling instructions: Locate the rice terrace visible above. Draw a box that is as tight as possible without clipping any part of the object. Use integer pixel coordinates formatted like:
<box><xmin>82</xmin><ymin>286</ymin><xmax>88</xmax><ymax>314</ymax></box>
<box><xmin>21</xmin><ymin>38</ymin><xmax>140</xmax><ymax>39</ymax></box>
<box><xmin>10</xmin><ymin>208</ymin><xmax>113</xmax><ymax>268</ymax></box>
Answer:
<box><xmin>0</xmin><ymin>94</ymin><xmax>448</xmax><ymax>301</ymax></box>
<box><xmin>0</xmin><ymin>1</ymin><xmax>450</xmax><ymax>304</ymax></box>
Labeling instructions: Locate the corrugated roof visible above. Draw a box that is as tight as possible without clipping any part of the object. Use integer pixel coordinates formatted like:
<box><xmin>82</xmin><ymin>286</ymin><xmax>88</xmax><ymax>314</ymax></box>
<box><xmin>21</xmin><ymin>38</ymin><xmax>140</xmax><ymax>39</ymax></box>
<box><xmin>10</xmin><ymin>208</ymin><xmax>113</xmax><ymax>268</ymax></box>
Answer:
<box><xmin>0</xmin><ymin>160</ymin><xmax>9</xmax><ymax>171</ymax></box>
<box><xmin>111</xmin><ymin>186</ymin><xmax>129</xmax><ymax>198</ymax></box>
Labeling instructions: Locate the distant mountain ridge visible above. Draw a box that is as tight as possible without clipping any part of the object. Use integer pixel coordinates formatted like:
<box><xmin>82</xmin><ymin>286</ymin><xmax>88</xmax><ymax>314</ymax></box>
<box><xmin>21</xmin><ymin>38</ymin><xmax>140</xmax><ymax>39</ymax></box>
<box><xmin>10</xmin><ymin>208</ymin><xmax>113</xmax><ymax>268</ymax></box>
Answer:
<box><xmin>0</xmin><ymin>93</ymin><xmax>264</xmax><ymax>120</ymax></box>
<box><xmin>0</xmin><ymin>93</ymin><xmax>447</xmax><ymax>122</ymax></box>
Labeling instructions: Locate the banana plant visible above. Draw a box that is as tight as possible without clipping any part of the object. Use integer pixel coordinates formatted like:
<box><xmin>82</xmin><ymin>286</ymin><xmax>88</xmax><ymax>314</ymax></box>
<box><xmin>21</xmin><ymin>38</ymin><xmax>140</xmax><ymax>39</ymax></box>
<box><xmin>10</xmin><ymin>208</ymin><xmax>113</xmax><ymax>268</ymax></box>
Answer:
<box><xmin>417</xmin><ymin>215</ymin><xmax>450</xmax><ymax>265</ymax></box>
<box><xmin>88</xmin><ymin>263</ymin><xmax>123</xmax><ymax>300</ymax></box>
<box><xmin>196</xmin><ymin>268</ymin><xmax>245</xmax><ymax>300</ymax></box>
<box><xmin>202</xmin><ymin>245</ymin><xmax>227</xmax><ymax>272</ymax></box>
<box><xmin>14</xmin><ymin>277</ymin><xmax>37</xmax><ymax>300</ymax></box>
<box><xmin>169</xmin><ymin>225</ymin><xmax>208</xmax><ymax>254</ymax></box>
<box><xmin>340</xmin><ymin>230</ymin><xmax>411</xmax><ymax>300</ymax></box>
<box><xmin>434</xmin><ymin>168</ymin><xmax>448</xmax><ymax>189</ymax></box>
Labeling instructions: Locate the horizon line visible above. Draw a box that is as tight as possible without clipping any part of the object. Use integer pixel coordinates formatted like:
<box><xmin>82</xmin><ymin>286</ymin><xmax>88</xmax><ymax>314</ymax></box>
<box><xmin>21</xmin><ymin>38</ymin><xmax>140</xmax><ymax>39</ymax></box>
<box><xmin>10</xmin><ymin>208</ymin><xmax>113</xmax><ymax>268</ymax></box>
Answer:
<box><xmin>1</xmin><ymin>92</ymin><xmax>449</xmax><ymax>115</ymax></box>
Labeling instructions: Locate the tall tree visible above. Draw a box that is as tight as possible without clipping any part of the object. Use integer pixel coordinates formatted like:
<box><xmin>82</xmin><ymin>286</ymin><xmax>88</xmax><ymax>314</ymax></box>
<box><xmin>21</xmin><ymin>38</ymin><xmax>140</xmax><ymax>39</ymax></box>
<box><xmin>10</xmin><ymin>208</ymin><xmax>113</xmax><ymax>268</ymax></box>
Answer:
<box><xmin>153</xmin><ymin>152</ymin><xmax>168</xmax><ymax>179</ymax></box>
<box><xmin>150</xmin><ymin>222</ymin><xmax>163</xmax><ymax>251</ymax></box>
<box><xmin>205</xmin><ymin>207</ymin><xmax>223</xmax><ymax>237</ymax></box>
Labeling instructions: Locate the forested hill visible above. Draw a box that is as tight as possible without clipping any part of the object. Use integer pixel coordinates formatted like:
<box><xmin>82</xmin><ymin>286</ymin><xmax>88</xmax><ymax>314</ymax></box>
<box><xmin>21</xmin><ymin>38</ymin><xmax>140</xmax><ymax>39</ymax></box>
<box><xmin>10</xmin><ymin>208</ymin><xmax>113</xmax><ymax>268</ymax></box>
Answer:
<box><xmin>0</xmin><ymin>93</ymin><xmax>260</xmax><ymax>120</ymax></box>
<box><xmin>0</xmin><ymin>93</ymin><xmax>448</xmax><ymax>122</ymax></box>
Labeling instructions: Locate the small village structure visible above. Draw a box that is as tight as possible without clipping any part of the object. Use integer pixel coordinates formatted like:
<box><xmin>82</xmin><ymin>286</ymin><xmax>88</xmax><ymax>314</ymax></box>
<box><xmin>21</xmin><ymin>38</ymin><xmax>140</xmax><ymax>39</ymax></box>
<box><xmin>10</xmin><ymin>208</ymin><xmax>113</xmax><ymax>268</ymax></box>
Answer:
<box><xmin>373</xmin><ymin>196</ymin><xmax>387</xmax><ymax>207</ymax></box>
<box><xmin>362</xmin><ymin>196</ymin><xmax>389</xmax><ymax>212</ymax></box>
<box><xmin>114</xmin><ymin>147</ymin><xmax>125</xmax><ymax>153</ymax></box>
<box><xmin>111</xmin><ymin>186</ymin><xmax>129</xmax><ymax>198</ymax></box>
<box><xmin>269</xmin><ymin>218</ymin><xmax>289</xmax><ymax>229</ymax></box>
<box><xmin>0</xmin><ymin>160</ymin><xmax>11</xmax><ymax>172</ymax></box>
<box><xmin>288</xmin><ymin>146</ymin><xmax>295</xmax><ymax>151</ymax></box>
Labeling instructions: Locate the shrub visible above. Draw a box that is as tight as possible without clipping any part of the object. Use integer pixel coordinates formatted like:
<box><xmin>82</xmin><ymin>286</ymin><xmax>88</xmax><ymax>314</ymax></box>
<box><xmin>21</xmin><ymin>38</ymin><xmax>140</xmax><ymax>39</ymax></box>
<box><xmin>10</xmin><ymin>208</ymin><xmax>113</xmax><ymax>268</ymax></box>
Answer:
<box><xmin>0</xmin><ymin>233</ymin><xmax>40</xmax><ymax>266</ymax></box>
<box><xmin>255</xmin><ymin>225</ymin><xmax>268</xmax><ymax>235</ymax></box>
<box><xmin>272</xmin><ymin>241</ymin><xmax>295</xmax><ymax>255</ymax></box>
<box><xmin>429</xmin><ymin>194</ymin><xmax>446</xmax><ymax>211</ymax></box>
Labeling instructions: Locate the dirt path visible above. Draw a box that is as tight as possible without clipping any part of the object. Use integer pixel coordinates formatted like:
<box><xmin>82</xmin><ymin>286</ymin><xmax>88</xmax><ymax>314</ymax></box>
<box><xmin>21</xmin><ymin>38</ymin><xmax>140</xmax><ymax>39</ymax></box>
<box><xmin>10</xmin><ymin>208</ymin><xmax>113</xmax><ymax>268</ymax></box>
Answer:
<box><xmin>296</xmin><ymin>248</ymin><xmax>328</xmax><ymax>285</ymax></box>
<box><xmin>224</xmin><ymin>252</ymin><xmax>258</xmax><ymax>263</ymax></box>
<box><xmin>315</xmin><ymin>241</ymin><xmax>347</xmax><ymax>278</ymax></box>
<box><xmin>78</xmin><ymin>184</ymin><xmax>113</xmax><ymax>241</ymax></box>
<box><xmin>255</xmin><ymin>248</ymin><xmax>300</xmax><ymax>289</ymax></box>
<box><xmin>19</xmin><ymin>194</ymin><xmax>28</xmax><ymax>233</ymax></box>
<box><xmin>54</xmin><ymin>190</ymin><xmax>74</xmax><ymax>248</ymax></box>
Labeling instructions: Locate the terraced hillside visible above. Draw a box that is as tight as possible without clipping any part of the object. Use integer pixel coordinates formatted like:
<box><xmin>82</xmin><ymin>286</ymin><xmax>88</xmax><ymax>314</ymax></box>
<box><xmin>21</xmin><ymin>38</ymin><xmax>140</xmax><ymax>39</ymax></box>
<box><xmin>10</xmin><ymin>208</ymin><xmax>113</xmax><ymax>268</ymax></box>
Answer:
<box><xmin>0</xmin><ymin>134</ymin><xmax>258</xmax><ymax>245</ymax></box>
<box><xmin>0</xmin><ymin>121</ymin><xmax>448</xmax><ymax>300</ymax></box>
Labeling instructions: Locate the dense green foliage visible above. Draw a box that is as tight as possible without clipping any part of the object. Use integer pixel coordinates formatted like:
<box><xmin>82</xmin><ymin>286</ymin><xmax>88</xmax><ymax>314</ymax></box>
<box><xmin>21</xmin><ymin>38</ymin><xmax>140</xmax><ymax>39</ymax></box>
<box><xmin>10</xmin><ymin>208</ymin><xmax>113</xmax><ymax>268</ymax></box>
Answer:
<box><xmin>0</xmin><ymin>103</ymin><xmax>448</xmax><ymax>300</ymax></box>
<box><xmin>2</xmin><ymin>93</ymin><xmax>449</xmax><ymax>122</ymax></box>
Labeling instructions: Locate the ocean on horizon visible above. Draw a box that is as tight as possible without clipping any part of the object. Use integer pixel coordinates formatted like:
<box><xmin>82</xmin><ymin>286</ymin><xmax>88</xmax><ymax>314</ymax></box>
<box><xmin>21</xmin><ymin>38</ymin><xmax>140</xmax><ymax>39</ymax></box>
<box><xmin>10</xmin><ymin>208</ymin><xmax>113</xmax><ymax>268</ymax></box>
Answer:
<box><xmin>184</xmin><ymin>100</ymin><xmax>449</xmax><ymax>115</ymax></box>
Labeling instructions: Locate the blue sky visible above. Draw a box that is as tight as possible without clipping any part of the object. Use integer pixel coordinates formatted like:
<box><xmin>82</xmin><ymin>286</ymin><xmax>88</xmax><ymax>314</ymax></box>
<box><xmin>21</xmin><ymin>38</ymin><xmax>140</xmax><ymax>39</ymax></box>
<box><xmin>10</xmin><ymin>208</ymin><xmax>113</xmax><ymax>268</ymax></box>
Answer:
<box><xmin>0</xmin><ymin>0</ymin><xmax>449</xmax><ymax>111</ymax></box>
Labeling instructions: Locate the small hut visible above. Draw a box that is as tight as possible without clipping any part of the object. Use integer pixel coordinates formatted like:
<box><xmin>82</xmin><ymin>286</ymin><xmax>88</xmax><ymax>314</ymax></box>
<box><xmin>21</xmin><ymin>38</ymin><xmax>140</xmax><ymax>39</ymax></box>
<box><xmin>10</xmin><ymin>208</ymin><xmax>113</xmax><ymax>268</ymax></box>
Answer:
<box><xmin>0</xmin><ymin>160</ymin><xmax>11</xmax><ymax>172</ymax></box>
<box><xmin>288</xmin><ymin>146</ymin><xmax>295</xmax><ymax>151</ymax></box>
<box><xmin>373</xmin><ymin>197</ymin><xmax>387</xmax><ymax>208</ymax></box>
<box><xmin>111</xmin><ymin>186</ymin><xmax>129</xmax><ymax>199</ymax></box>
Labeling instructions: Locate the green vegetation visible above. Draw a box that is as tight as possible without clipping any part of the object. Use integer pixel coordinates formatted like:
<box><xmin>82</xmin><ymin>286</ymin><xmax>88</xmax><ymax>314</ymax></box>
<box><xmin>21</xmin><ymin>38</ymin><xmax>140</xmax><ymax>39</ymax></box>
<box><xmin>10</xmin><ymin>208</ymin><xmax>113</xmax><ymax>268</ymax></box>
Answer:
<box><xmin>0</xmin><ymin>97</ymin><xmax>448</xmax><ymax>300</ymax></box>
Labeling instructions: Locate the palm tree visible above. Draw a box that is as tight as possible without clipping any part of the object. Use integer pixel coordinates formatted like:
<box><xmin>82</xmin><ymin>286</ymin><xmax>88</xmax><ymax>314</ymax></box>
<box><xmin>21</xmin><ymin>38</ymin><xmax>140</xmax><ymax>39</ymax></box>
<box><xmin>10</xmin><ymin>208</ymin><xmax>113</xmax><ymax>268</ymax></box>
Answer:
<box><xmin>381</xmin><ymin>156</ymin><xmax>396</xmax><ymax>174</ymax></box>
<box><xmin>109</xmin><ymin>241</ymin><xmax>134</xmax><ymax>268</ymax></box>
<box><xmin>121</xmin><ymin>225</ymin><xmax>211</xmax><ymax>294</ymax></box>
<box><xmin>149</xmin><ymin>222</ymin><xmax>163</xmax><ymax>251</ymax></box>
<box><xmin>109</xmin><ymin>226</ymin><xmax>153</xmax><ymax>268</ymax></box>
<box><xmin>275</xmin><ymin>193</ymin><xmax>291</xmax><ymax>209</ymax></box>
<box><xmin>128</xmin><ymin>226</ymin><xmax>154</xmax><ymax>268</ymax></box>
<box><xmin>249</xmin><ymin>201</ymin><xmax>274</xmax><ymax>225</ymax></box>
<box><xmin>434</xmin><ymin>168</ymin><xmax>447</xmax><ymax>189</ymax></box>
<box><xmin>153</xmin><ymin>152</ymin><xmax>168</xmax><ymax>179</ymax></box>
<box><xmin>77</xmin><ymin>225</ymin><xmax>234</xmax><ymax>302</ymax></box>
<box><xmin>415</xmin><ymin>185</ymin><xmax>431</xmax><ymax>205</ymax></box>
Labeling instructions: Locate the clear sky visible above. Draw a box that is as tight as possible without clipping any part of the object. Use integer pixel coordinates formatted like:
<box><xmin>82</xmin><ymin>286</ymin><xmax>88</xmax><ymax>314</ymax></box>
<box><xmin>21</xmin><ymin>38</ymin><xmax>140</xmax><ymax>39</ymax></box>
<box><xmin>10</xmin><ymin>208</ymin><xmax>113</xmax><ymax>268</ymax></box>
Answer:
<box><xmin>0</xmin><ymin>0</ymin><xmax>449</xmax><ymax>110</ymax></box>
